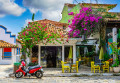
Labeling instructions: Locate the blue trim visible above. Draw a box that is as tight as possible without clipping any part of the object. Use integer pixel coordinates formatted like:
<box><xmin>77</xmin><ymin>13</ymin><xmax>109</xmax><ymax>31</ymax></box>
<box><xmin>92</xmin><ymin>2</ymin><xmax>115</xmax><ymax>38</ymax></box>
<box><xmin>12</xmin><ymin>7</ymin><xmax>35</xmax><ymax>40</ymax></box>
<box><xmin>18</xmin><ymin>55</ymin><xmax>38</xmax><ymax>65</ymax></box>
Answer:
<box><xmin>4</xmin><ymin>52</ymin><xmax>12</xmax><ymax>58</ymax></box>
<box><xmin>0</xmin><ymin>25</ymin><xmax>16</xmax><ymax>43</ymax></box>
<box><xmin>19</xmin><ymin>48</ymin><xmax>20</xmax><ymax>54</ymax></box>
<box><xmin>17</xmin><ymin>48</ymin><xmax>18</xmax><ymax>54</ymax></box>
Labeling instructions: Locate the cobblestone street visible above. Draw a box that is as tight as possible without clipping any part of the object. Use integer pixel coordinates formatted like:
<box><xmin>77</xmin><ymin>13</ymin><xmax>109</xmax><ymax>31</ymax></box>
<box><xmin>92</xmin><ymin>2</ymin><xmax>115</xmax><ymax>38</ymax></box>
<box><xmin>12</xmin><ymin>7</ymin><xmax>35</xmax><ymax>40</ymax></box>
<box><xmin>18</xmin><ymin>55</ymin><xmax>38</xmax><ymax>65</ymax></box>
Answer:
<box><xmin>0</xmin><ymin>65</ymin><xmax>120</xmax><ymax>83</ymax></box>
<box><xmin>0</xmin><ymin>76</ymin><xmax>120</xmax><ymax>83</ymax></box>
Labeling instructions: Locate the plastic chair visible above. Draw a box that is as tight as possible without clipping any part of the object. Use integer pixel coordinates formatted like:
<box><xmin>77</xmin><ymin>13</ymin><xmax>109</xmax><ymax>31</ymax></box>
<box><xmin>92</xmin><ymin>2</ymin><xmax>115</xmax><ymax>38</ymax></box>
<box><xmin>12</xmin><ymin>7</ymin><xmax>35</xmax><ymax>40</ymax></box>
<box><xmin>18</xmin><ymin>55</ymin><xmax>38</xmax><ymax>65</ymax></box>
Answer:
<box><xmin>91</xmin><ymin>61</ymin><xmax>100</xmax><ymax>73</ymax></box>
<box><xmin>61</xmin><ymin>61</ymin><xmax>70</xmax><ymax>73</ymax></box>
<box><xmin>103</xmin><ymin>61</ymin><xmax>109</xmax><ymax>73</ymax></box>
<box><xmin>71</xmin><ymin>61</ymin><xmax>79</xmax><ymax>73</ymax></box>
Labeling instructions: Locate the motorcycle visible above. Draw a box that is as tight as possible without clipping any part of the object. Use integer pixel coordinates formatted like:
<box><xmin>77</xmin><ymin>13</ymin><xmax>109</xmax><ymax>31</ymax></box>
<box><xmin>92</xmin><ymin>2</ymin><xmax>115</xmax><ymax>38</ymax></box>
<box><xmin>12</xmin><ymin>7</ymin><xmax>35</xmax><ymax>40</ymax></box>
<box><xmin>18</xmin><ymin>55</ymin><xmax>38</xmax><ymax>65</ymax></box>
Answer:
<box><xmin>15</xmin><ymin>59</ymin><xmax>43</xmax><ymax>78</ymax></box>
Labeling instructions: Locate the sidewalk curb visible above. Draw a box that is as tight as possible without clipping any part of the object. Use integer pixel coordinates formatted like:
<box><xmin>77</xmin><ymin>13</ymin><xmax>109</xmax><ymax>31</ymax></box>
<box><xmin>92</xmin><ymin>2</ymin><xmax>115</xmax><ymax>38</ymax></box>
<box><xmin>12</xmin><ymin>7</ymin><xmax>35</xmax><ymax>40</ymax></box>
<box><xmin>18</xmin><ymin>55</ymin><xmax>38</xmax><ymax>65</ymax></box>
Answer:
<box><xmin>9</xmin><ymin>73</ymin><xmax>120</xmax><ymax>78</ymax></box>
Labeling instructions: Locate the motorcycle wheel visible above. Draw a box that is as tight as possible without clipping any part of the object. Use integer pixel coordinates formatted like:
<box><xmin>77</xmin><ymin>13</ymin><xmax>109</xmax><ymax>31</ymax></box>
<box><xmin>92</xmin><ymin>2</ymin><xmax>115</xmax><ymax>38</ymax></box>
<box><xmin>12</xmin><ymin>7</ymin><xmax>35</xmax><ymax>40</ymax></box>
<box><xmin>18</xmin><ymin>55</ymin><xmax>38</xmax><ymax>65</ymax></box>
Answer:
<box><xmin>15</xmin><ymin>72</ymin><xmax>23</xmax><ymax>78</ymax></box>
<box><xmin>35</xmin><ymin>71</ymin><xmax>43</xmax><ymax>78</ymax></box>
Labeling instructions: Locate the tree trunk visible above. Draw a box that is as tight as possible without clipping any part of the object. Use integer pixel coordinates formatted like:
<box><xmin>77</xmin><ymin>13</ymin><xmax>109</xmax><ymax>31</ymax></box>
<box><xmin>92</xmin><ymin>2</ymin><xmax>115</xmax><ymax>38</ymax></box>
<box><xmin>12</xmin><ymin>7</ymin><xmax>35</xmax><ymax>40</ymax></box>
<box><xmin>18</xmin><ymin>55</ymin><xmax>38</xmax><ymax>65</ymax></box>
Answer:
<box><xmin>26</xmin><ymin>48</ymin><xmax>32</xmax><ymax>66</ymax></box>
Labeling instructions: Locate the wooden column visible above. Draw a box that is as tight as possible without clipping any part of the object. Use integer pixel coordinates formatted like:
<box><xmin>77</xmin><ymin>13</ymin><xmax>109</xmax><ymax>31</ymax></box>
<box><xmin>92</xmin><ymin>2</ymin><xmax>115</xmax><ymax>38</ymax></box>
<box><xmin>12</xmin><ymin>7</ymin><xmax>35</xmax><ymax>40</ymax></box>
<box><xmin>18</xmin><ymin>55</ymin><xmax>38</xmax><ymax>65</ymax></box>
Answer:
<box><xmin>73</xmin><ymin>44</ymin><xmax>76</xmax><ymax>63</ymax></box>
<box><xmin>62</xmin><ymin>45</ymin><xmax>64</xmax><ymax>62</ymax></box>
<box><xmin>112</xmin><ymin>27</ymin><xmax>117</xmax><ymax>63</ymax></box>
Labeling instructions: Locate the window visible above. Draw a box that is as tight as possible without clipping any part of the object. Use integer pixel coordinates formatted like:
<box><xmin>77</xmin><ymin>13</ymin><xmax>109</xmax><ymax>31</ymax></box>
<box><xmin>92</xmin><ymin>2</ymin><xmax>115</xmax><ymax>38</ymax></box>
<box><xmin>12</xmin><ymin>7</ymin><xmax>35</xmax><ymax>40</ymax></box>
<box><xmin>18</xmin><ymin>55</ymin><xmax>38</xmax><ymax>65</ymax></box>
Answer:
<box><xmin>17</xmin><ymin>48</ymin><xmax>18</xmax><ymax>54</ymax></box>
<box><xmin>17</xmin><ymin>48</ymin><xmax>21</xmax><ymax>55</ymax></box>
<box><xmin>2</xmin><ymin>48</ymin><xmax>12</xmax><ymax>59</ymax></box>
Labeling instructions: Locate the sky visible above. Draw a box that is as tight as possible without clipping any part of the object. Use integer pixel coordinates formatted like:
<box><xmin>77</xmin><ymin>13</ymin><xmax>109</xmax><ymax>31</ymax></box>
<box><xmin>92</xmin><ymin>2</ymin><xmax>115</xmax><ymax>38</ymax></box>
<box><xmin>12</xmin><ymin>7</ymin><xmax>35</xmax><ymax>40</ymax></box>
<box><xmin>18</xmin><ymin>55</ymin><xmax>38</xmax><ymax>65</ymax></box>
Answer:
<box><xmin>0</xmin><ymin>0</ymin><xmax>120</xmax><ymax>36</ymax></box>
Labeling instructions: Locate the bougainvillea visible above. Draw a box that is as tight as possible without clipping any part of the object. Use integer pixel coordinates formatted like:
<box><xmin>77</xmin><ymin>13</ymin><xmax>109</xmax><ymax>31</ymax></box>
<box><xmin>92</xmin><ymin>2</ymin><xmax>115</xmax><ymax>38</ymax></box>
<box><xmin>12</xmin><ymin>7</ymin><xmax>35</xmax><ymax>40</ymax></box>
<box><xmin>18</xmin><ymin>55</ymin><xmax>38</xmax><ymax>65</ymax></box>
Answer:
<box><xmin>18</xmin><ymin>20</ymin><xmax>66</xmax><ymax>62</ymax></box>
<box><xmin>68</xmin><ymin>7</ymin><xmax>102</xmax><ymax>38</ymax></box>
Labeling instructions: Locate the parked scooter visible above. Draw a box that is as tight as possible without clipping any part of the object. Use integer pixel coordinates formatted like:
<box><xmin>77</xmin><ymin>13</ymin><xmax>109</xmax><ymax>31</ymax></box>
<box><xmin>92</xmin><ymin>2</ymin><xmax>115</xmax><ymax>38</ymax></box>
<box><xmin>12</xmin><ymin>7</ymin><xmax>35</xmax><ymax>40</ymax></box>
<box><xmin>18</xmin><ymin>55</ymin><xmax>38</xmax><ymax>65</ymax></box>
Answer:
<box><xmin>15</xmin><ymin>59</ymin><xmax>43</xmax><ymax>78</ymax></box>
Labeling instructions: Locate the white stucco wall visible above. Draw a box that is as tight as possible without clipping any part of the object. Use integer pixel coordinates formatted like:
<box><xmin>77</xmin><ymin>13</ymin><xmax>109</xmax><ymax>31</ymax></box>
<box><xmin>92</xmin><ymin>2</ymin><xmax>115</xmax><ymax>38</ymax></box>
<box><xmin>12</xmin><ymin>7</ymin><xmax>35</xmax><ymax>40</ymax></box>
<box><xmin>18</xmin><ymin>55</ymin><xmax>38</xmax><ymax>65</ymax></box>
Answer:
<box><xmin>0</xmin><ymin>27</ymin><xmax>16</xmax><ymax>45</ymax></box>
<box><xmin>16</xmin><ymin>41</ymin><xmax>22</xmax><ymax>62</ymax></box>
<box><xmin>16</xmin><ymin>41</ymin><xmax>22</xmax><ymax>48</ymax></box>
<box><xmin>0</xmin><ymin>48</ymin><xmax>12</xmax><ymax>65</ymax></box>
<box><xmin>88</xmin><ymin>32</ymin><xmax>100</xmax><ymax>39</ymax></box>
<box><xmin>0</xmin><ymin>48</ymin><xmax>2</xmax><ymax>63</ymax></box>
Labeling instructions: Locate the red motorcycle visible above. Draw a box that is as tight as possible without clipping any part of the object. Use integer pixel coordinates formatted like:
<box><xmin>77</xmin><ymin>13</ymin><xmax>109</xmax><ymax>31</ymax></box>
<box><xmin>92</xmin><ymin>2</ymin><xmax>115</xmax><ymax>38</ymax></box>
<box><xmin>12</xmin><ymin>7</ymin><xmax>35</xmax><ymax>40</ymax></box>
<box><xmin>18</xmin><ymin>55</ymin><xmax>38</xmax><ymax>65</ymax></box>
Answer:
<box><xmin>15</xmin><ymin>59</ymin><xmax>43</xmax><ymax>78</ymax></box>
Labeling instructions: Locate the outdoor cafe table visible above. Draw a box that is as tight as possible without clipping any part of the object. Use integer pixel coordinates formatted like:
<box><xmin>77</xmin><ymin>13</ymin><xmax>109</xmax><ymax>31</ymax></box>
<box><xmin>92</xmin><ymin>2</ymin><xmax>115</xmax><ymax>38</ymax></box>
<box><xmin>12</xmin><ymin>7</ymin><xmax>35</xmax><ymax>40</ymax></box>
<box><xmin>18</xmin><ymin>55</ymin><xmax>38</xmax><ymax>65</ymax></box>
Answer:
<box><xmin>95</xmin><ymin>63</ymin><xmax>104</xmax><ymax>70</ymax></box>
<box><xmin>95</xmin><ymin>63</ymin><xmax>104</xmax><ymax>66</ymax></box>
<box><xmin>64</xmin><ymin>63</ymin><xmax>75</xmax><ymax>73</ymax></box>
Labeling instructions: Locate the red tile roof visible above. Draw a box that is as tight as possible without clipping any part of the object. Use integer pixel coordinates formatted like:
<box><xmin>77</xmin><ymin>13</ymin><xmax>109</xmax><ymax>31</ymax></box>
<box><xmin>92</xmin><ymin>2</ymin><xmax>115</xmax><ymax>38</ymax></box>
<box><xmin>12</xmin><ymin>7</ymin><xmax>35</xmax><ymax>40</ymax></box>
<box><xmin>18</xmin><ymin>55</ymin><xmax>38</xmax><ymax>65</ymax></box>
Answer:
<box><xmin>0</xmin><ymin>40</ymin><xmax>18</xmax><ymax>48</ymax></box>
<box><xmin>65</xmin><ymin>3</ymin><xmax>117</xmax><ymax>9</ymax></box>
<box><xmin>33</xmin><ymin>19</ymin><xmax>68</xmax><ymax>27</ymax></box>
<box><xmin>16</xmin><ymin>39</ymin><xmax>23</xmax><ymax>43</ymax></box>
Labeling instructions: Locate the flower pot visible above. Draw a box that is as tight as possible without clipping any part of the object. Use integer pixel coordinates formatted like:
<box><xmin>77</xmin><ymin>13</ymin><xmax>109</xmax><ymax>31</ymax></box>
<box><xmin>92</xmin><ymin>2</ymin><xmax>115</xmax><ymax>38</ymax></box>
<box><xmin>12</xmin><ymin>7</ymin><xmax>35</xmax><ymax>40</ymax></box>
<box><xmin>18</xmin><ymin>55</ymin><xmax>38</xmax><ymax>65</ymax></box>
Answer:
<box><xmin>113</xmin><ymin>67</ymin><xmax>120</xmax><ymax>73</ymax></box>
<box><xmin>110</xmin><ymin>67</ymin><xmax>113</xmax><ymax>72</ymax></box>
<box><xmin>119</xmin><ymin>65</ymin><xmax>120</xmax><ymax>71</ymax></box>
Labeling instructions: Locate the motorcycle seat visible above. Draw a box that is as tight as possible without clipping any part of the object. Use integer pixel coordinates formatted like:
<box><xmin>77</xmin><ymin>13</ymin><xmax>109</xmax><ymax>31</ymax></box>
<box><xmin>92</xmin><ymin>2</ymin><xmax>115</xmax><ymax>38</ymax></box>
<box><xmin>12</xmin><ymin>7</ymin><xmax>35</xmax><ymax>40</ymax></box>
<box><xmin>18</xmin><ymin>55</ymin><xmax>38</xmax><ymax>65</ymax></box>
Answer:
<box><xmin>28</xmin><ymin>65</ymin><xmax>41</xmax><ymax>70</ymax></box>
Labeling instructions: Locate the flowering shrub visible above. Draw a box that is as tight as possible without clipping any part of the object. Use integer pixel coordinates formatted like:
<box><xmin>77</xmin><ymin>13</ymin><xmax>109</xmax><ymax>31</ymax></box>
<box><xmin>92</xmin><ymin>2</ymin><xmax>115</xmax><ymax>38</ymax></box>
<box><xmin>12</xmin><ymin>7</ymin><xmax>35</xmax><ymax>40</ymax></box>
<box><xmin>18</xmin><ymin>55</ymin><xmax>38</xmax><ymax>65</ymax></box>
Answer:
<box><xmin>18</xmin><ymin>21</ymin><xmax>65</xmax><ymax>59</ymax></box>
<box><xmin>68</xmin><ymin>7</ymin><xmax>102</xmax><ymax>38</ymax></box>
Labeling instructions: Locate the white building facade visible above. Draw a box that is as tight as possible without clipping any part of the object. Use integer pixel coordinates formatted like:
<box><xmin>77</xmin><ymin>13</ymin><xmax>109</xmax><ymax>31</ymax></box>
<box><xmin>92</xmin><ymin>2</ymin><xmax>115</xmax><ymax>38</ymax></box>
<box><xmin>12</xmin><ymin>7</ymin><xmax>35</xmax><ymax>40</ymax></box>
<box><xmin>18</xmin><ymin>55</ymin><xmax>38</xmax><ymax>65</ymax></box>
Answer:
<box><xmin>0</xmin><ymin>25</ymin><xmax>22</xmax><ymax>65</ymax></box>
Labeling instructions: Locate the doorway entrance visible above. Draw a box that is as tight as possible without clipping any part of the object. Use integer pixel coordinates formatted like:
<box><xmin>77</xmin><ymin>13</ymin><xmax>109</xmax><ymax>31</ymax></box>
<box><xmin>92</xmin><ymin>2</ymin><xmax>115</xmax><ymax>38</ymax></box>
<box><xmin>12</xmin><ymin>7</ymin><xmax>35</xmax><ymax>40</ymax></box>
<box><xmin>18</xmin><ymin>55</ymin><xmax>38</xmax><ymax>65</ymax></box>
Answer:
<box><xmin>41</xmin><ymin>46</ymin><xmax>62</xmax><ymax>68</ymax></box>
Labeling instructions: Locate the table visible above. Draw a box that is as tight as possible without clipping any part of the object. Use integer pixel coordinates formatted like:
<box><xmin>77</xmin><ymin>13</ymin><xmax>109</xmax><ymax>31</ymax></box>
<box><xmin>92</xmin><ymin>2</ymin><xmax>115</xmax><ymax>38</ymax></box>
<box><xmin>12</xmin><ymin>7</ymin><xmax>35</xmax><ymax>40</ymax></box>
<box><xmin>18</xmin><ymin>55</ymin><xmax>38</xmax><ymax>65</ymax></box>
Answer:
<box><xmin>64</xmin><ymin>63</ymin><xmax>74</xmax><ymax>73</ymax></box>
<box><xmin>95</xmin><ymin>63</ymin><xmax>104</xmax><ymax>65</ymax></box>
<box><xmin>95</xmin><ymin>63</ymin><xmax>104</xmax><ymax>70</ymax></box>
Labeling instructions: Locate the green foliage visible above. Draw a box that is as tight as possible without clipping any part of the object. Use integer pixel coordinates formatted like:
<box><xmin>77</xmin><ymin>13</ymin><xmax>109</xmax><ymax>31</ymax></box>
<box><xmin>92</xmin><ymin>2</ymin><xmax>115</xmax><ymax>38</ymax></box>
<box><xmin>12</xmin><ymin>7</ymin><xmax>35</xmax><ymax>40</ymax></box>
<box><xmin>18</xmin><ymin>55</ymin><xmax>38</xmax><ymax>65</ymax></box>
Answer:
<box><xmin>104</xmin><ymin>53</ymin><xmax>110</xmax><ymax>61</ymax></box>
<box><xmin>103</xmin><ymin>13</ymin><xmax>116</xmax><ymax>18</ymax></box>
<box><xmin>112</xmin><ymin>58</ymin><xmax>120</xmax><ymax>67</ymax></box>
<box><xmin>85</xmin><ymin>51</ymin><xmax>95</xmax><ymax>57</ymax></box>
<box><xmin>28</xmin><ymin>62</ymin><xmax>38</xmax><ymax>66</ymax></box>
<box><xmin>18</xmin><ymin>14</ymin><xmax>65</xmax><ymax>58</ymax></box>
<box><xmin>32</xmin><ymin>13</ymin><xmax>35</xmax><ymax>21</ymax></box>
<box><xmin>107</xmin><ymin>5</ymin><xmax>115</xmax><ymax>10</ymax></box>
<box><xmin>109</xmin><ymin>42</ymin><xmax>119</xmax><ymax>57</ymax></box>
<box><xmin>109</xmin><ymin>42</ymin><xmax>120</xmax><ymax>67</ymax></box>
<box><xmin>96</xmin><ymin>8</ymin><xmax>106</xmax><ymax>12</ymax></box>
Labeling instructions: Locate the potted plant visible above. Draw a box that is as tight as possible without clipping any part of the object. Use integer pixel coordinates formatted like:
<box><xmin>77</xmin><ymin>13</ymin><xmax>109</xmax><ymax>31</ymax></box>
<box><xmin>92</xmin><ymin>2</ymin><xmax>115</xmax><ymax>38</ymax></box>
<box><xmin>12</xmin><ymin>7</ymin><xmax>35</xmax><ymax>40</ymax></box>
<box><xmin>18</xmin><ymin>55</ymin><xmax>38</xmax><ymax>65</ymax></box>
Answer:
<box><xmin>109</xmin><ymin>42</ymin><xmax>120</xmax><ymax>73</ymax></box>
<box><xmin>112</xmin><ymin>58</ymin><xmax>120</xmax><ymax>73</ymax></box>
<box><xmin>110</xmin><ymin>66</ymin><xmax>113</xmax><ymax>72</ymax></box>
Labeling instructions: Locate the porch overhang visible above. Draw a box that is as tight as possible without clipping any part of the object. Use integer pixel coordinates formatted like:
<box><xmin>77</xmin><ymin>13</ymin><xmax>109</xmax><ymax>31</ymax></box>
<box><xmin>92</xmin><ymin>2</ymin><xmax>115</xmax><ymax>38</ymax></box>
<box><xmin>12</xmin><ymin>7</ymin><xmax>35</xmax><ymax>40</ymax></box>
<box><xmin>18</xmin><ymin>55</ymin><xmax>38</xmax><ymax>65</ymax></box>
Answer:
<box><xmin>37</xmin><ymin>38</ymin><xmax>82</xmax><ymax>46</ymax></box>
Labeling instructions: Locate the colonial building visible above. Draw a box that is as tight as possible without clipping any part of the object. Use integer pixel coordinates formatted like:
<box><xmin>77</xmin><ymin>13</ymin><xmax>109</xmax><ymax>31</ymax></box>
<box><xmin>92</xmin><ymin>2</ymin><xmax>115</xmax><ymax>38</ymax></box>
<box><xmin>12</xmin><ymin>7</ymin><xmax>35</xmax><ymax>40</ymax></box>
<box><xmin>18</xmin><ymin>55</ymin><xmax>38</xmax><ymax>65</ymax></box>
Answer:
<box><xmin>0</xmin><ymin>25</ymin><xmax>22</xmax><ymax>64</ymax></box>
<box><xmin>29</xmin><ymin>3</ymin><xmax>120</xmax><ymax>68</ymax></box>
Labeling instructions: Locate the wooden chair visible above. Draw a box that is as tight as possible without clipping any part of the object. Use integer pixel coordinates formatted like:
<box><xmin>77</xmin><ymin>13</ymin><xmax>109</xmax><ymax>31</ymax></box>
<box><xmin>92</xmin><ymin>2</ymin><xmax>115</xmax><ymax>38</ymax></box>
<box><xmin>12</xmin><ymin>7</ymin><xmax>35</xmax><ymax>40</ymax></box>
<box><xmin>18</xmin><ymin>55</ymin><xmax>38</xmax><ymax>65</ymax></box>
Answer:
<box><xmin>103</xmin><ymin>61</ymin><xmax>109</xmax><ymax>73</ymax></box>
<box><xmin>61</xmin><ymin>61</ymin><xmax>70</xmax><ymax>73</ymax></box>
<box><xmin>71</xmin><ymin>61</ymin><xmax>79</xmax><ymax>73</ymax></box>
<box><xmin>91</xmin><ymin>61</ymin><xmax>100</xmax><ymax>73</ymax></box>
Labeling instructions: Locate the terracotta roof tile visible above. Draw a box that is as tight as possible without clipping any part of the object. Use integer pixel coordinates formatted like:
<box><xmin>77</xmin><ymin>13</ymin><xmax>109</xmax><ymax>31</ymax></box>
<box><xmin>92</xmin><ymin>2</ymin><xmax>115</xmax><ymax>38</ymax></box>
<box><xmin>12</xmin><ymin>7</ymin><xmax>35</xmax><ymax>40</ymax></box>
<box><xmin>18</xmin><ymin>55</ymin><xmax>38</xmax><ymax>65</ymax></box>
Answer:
<box><xmin>65</xmin><ymin>3</ymin><xmax>117</xmax><ymax>8</ymax></box>
<box><xmin>33</xmin><ymin>19</ymin><xmax>68</xmax><ymax>27</ymax></box>
<box><xmin>0</xmin><ymin>40</ymin><xmax>18</xmax><ymax>48</ymax></box>
<box><xmin>16</xmin><ymin>39</ymin><xmax>23</xmax><ymax>43</ymax></box>
<box><xmin>46</xmin><ymin>23</ymin><xmax>68</xmax><ymax>38</ymax></box>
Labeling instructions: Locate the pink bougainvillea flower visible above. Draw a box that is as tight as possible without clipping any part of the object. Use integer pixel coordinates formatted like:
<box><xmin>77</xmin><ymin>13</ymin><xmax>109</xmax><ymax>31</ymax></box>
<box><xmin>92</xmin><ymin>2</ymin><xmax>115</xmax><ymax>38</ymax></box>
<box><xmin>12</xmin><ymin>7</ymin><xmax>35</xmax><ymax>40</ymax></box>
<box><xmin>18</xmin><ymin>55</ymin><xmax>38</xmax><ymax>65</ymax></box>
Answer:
<box><xmin>68</xmin><ymin>12</ymin><xmax>74</xmax><ymax>15</ymax></box>
<box><xmin>68</xmin><ymin>7</ymin><xmax>102</xmax><ymax>38</ymax></box>
<box><xmin>84</xmin><ymin>28</ymin><xmax>87</xmax><ymax>31</ymax></box>
<box><xmin>68</xmin><ymin>19</ymin><xmax>71</xmax><ymax>23</ymax></box>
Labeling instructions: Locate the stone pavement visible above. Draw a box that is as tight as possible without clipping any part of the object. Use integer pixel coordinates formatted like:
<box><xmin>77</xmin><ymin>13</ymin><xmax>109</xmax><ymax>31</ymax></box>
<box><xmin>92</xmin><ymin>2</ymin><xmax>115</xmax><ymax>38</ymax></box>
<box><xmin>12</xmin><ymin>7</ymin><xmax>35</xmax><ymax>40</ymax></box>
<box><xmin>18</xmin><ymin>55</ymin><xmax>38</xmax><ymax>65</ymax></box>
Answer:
<box><xmin>0</xmin><ymin>65</ymin><xmax>120</xmax><ymax>83</ymax></box>
<box><xmin>1</xmin><ymin>77</ymin><xmax>120</xmax><ymax>83</ymax></box>
<box><xmin>1</xmin><ymin>64</ymin><xmax>120</xmax><ymax>78</ymax></box>
<box><xmin>0</xmin><ymin>65</ymin><xmax>13</xmax><ymax>78</ymax></box>
<box><xmin>43</xmin><ymin>65</ymin><xmax>120</xmax><ymax>77</ymax></box>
